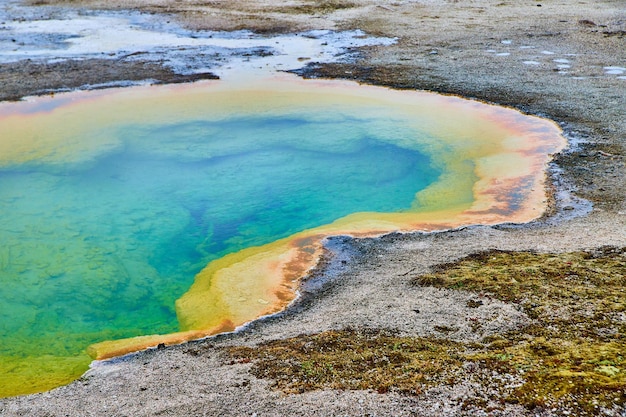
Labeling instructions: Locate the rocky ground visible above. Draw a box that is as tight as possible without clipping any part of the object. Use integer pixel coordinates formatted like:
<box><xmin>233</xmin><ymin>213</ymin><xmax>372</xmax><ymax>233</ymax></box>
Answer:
<box><xmin>0</xmin><ymin>0</ymin><xmax>624</xmax><ymax>416</ymax></box>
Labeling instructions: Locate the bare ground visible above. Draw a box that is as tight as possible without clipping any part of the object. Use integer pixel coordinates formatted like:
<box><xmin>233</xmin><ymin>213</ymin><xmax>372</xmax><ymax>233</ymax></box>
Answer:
<box><xmin>0</xmin><ymin>0</ymin><xmax>625</xmax><ymax>416</ymax></box>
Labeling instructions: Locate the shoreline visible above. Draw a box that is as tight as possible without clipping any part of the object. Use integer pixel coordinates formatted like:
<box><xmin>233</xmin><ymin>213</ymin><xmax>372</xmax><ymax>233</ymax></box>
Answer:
<box><xmin>0</xmin><ymin>0</ymin><xmax>624</xmax><ymax>415</ymax></box>
<box><xmin>0</xmin><ymin>75</ymin><xmax>565</xmax><ymax>386</ymax></box>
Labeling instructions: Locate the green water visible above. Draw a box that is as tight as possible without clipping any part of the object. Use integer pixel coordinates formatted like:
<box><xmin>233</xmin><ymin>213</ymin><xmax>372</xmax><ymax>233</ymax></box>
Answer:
<box><xmin>0</xmin><ymin>112</ymin><xmax>440</xmax><ymax>391</ymax></box>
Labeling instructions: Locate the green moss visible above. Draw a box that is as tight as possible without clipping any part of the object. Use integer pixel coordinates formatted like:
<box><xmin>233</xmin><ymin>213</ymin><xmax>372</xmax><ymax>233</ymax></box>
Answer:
<box><xmin>414</xmin><ymin>247</ymin><xmax>626</xmax><ymax>413</ymax></box>
<box><xmin>229</xmin><ymin>329</ymin><xmax>464</xmax><ymax>395</ymax></box>
<box><xmin>227</xmin><ymin>248</ymin><xmax>625</xmax><ymax>415</ymax></box>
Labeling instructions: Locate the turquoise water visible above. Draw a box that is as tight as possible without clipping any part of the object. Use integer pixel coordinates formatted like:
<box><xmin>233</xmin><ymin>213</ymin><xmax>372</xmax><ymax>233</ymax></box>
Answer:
<box><xmin>0</xmin><ymin>113</ymin><xmax>440</xmax><ymax>362</ymax></box>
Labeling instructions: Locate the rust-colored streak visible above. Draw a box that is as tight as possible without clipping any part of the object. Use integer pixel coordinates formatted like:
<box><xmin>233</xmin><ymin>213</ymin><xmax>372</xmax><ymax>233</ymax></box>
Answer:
<box><xmin>88</xmin><ymin>320</ymin><xmax>236</xmax><ymax>360</ymax></box>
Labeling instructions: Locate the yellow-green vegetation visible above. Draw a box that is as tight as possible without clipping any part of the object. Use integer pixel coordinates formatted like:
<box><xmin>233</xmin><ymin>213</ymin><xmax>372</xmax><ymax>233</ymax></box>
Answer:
<box><xmin>228</xmin><ymin>247</ymin><xmax>625</xmax><ymax>415</ymax></box>
<box><xmin>414</xmin><ymin>247</ymin><xmax>625</xmax><ymax>412</ymax></box>
<box><xmin>230</xmin><ymin>329</ymin><xmax>465</xmax><ymax>395</ymax></box>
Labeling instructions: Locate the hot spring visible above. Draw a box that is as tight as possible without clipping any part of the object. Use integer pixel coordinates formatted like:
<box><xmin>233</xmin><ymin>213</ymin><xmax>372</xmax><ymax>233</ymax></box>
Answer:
<box><xmin>0</xmin><ymin>74</ymin><xmax>565</xmax><ymax>396</ymax></box>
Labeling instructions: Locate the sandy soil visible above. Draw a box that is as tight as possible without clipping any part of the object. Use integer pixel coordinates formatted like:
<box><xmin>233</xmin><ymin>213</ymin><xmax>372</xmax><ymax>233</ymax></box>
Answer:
<box><xmin>0</xmin><ymin>0</ymin><xmax>624</xmax><ymax>416</ymax></box>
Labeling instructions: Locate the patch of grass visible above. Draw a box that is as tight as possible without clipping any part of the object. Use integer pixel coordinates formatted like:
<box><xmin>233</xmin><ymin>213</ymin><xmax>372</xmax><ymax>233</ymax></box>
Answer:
<box><xmin>413</xmin><ymin>247</ymin><xmax>626</xmax><ymax>413</ymax></box>
<box><xmin>227</xmin><ymin>248</ymin><xmax>625</xmax><ymax>415</ymax></box>
<box><xmin>229</xmin><ymin>329</ymin><xmax>464</xmax><ymax>395</ymax></box>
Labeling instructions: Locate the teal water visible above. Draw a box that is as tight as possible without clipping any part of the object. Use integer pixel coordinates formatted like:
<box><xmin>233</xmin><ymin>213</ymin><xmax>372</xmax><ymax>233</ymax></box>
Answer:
<box><xmin>0</xmin><ymin>113</ymin><xmax>440</xmax><ymax>361</ymax></box>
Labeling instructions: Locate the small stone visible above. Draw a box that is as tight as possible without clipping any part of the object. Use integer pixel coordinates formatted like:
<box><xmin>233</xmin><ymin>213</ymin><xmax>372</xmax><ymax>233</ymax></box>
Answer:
<box><xmin>578</xmin><ymin>19</ymin><xmax>597</xmax><ymax>26</ymax></box>
<box><xmin>467</xmin><ymin>299</ymin><xmax>484</xmax><ymax>308</ymax></box>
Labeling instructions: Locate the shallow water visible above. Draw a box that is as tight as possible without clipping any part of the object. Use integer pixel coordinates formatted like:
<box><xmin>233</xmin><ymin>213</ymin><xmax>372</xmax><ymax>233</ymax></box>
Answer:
<box><xmin>0</xmin><ymin>75</ymin><xmax>565</xmax><ymax>396</ymax></box>
<box><xmin>0</xmin><ymin>5</ymin><xmax>395</xmax><ymax>78</ymax></box>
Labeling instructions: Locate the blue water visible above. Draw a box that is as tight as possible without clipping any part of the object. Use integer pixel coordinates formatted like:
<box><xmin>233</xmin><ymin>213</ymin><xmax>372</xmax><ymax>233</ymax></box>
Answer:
<box><xmin>0</xmin><ymin>113</ymin><xmax>440</xmax><ymax>362</ymax></box>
